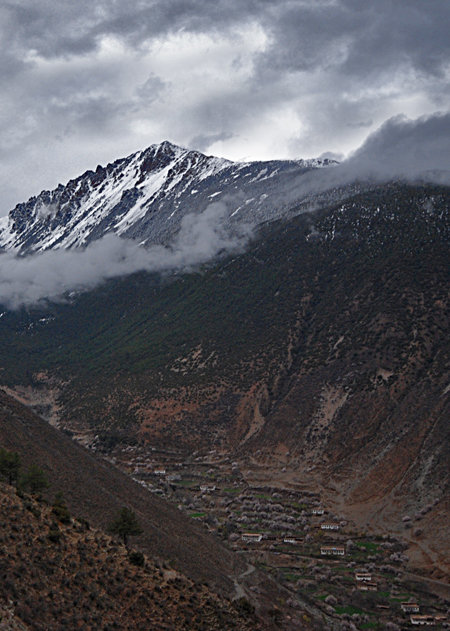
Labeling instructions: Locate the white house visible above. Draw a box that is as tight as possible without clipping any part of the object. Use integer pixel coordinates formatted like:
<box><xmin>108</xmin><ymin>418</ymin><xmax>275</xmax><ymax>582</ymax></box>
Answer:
<box><xmin>242</xmin><ymin>533</ymin><xmax>263</xmax><ymax>543</ymax></box>
<box><xmin>320</xmin><ymin>545</ymin><xmax>345</xmax><ymax>556</ymax></box>
<box><xmin>357</xmin><ymin>582</ymin><xmax>377</xmax><ymax>592</ymax></box>
<box><xmin>409</xmin><ymin>615</ymin><xmax>435</xmax><ymax>626</ymax></box>
<box><xmin>355</xmin><ymin>572</ymin><xmax>372</xmax><ymax>582</ymax></box>
<box><xmin>199</xmin><ymin>485</ymin><xmax>216</xmax><ymax>492</ymax></box>
<box><xmin>401</xmin><ymin>603</ymin><xmax>420</xmax><ymax>613</ymax></box>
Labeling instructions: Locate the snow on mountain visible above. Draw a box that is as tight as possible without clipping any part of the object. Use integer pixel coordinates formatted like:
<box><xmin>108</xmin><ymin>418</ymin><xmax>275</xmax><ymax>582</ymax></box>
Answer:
<box><xmin>0</xmin><ymin>140</ymin><xmax>336</xmax><ymax>254</ymax></box>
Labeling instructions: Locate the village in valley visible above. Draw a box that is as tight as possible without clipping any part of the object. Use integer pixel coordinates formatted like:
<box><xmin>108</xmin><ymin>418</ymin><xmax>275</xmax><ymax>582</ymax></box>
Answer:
<box><xmin>99</xmin><ymin>442</ymin><xmax>449</xmax><ymax>630</ymax></box>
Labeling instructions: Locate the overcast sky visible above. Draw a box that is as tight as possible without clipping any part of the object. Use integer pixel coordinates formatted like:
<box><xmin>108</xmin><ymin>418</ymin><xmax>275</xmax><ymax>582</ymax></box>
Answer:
<box><xmin>1</xmin><ymin>0</ymin><xmax>449</xmax><ymax>215</ymax></box>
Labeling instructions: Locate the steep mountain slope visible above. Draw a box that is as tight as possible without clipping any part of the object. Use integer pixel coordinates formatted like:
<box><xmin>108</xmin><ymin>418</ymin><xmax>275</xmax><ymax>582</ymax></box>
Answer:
<box><xmin>0</xmin><ymin>391</ymin><xmax>240</xmax><ymax>587</ymax></box>
<box><xmin>0</xmin><ymin>182</ymin><xmax>448</xmax><ymax>580</ymax></box>
<box><xmin>0</xmin><ymin>391</ymin><xmax>334</xmax><ymax>630</ymax></box>
<box><xmin>0</xmin><ymin>480</ymin><xmax>263</xmax><ymax>631</ymax></box>
<box><xmin>0</xmin><ymin>389</ymin><xmax>258</xmax><ymax>599</ymax></box>
<box><xmin>0</xmin><ymin>141</ymin><xmax>335</xmax><ymax>253</ymax></box>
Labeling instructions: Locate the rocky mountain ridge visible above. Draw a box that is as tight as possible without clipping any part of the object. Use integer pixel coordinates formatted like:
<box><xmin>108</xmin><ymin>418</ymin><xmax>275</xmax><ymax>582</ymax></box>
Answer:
<box><xmin>0</xmin><ymin>141</ymin><xmax>336</xmax><ymax>254</ymax></box>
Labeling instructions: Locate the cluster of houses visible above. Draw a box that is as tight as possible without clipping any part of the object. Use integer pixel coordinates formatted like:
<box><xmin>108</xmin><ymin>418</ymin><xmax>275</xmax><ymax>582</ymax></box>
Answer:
<box><xmin>238</xmin><ymin>533</ymin><xmax>448</xmax><ymax>624</ymax></box>
<box><xmin>119</xmin><ymin>449</ymin><xmax>448</xmax><ymax>628</ymax></box>
<box><xmin>399</xmin><ymin>602</ymin><xmax>446</xmax><ymax>626</ymax></box>
<box><xmin>239</xmin><ymin>534</ymin><xmax>349</xmax><ymax>558</ymax></box>
<box><xmin>240</xmin><ymin>515</ymin><xmax>347</xmax><ymax>556</ymax></box>
<box><xmin>241</xmin><ymin>533</ymin><xmax>308</xmax><ymax>545</ymax></box>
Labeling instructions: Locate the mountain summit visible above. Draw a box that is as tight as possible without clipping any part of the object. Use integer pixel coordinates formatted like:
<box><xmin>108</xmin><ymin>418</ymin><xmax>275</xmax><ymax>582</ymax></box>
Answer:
<box><xmin>0</xmin><ymin>141</ymin><xmax>336</xmax><ymax>254</ymax></box>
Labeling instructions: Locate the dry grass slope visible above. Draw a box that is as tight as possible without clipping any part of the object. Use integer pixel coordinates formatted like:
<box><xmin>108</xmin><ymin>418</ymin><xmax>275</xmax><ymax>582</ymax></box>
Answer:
<box><xmin>0</xmin><ymin>482</ymin><xmax>263</xmax><ymax>631</ymax></box>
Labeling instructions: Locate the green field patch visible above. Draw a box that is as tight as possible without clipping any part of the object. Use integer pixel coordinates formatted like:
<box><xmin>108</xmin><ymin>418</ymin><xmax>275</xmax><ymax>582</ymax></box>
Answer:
<box><xmin>355</xmin><ymin>541</ymin><xmax>379</xmax><ymax>553</ymax></box>
<box><xmin>390</xmin><ymin>593</ymin><xmax>413</xmax><ymax>602</ymax></box>
<box><xmin>189</xmin><ymin>512</ymin><xmax>207</xmax><ymax>518</ymax></box>
<box><xmin>175</xmin><ymin>479</ymin><xmax>197</xmax><ymax>487</ymax></box>
<box><xmin>335</xmin><ymin>605</ymin><xmax>365</xmax><ymax>615</ymax></box>
<box><xmin>330</xmin><ymin>565</ymin><xmax>349</xmax><ymax>572</ymax></box>
<box><xmin>289</xmin><ymin>501</ymin><xmax>308</xmax><ymax>510</ymax></box>
<box><xmin>223</xmin><ymin>487</ymin><xmax>241</xmax><ymax>494</ymax></box>
<box><xmin>283</xmin><ymin>572</ymin><xmax>302</xmax><ymax>582</ymax></box>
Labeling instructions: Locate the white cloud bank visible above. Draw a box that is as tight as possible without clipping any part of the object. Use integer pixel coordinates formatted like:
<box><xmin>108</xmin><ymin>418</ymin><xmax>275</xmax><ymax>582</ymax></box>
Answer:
<box><xmin>0</xmin><ymin>201</ymin><xmax>251</xmax><ymax>309</ymax></box>
<box><xmin>284</xmin><ymin>112</ymin><xmax>450</xmax><ymax>202</ymax></box>
<box><xmin>344</xmin><ymin>112</ymin><xmax>450</xmax><ymax>181</ymax></box>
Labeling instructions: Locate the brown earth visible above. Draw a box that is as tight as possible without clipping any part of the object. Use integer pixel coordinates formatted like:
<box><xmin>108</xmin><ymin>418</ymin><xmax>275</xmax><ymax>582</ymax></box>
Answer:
<box><xmin>0</xmin><ymin>482</ymin><xmax>264</xmax><ymax>631</ymax></box>
<box><xmin>0</xmin><ymin>389</ymin><xmax>244</xmax><ymax>598</ymax></box>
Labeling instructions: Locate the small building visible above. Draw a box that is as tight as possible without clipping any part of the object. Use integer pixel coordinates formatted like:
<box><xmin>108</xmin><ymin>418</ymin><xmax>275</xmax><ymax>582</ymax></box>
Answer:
<box><xmin>283</xmin><ymin>537</ymin><xmax>299</xmax><ymax>544</ymax></box>
<box><xmin>355</xmin><ymin>572</ymin><xmax>372</xmax><ymax>582</ymax></box>
<box><xmin>320</xmin><ymin>545</ymin><xmax>345</xmax><ymax>556</ymax></box>
<box><xmin>320</xmin><ymin>523</ymin><xmax>340</xmax><ymax>530</ymax></box>
<box><xmin>401</xmin><ymin>603</ymin><xmax>420</xmax><ymax>613</ymax></box>
<box><xmin>312</xmin><ymin>508</ymin><xmax>324</xmax><ymax>515</ymax></box>
<box><xmin>199</xmin><ymin>485</ymin><xmax>216</xmax><ymax>492</ymax></box>
<box><xmin>357</xmin><ymin>581</ymin><xmax>377</xmax><ymax>592</ymax></box>
<box><xmin>242</xmin><ymin>533</ymin><xmax>263</xmax><ymax>543</ymax></box>
<box><xmin>410</xmin><ymin>615</ymin><xmax>435</xmax><ymax>626</ymax></box>
<box><xmin>153</xmin><ymin>468</ymin><xmax>166</xmax><ymax>475</ymax></box>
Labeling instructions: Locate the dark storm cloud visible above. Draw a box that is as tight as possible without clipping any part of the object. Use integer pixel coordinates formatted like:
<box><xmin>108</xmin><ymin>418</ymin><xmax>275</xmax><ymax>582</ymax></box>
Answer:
<box><xmin>9</xmin><ymin>0</ymin><xmax>448</xmax><ymax>74</ymax></box>
<box><xmin>3</xmin><ymin>1</ymin><xmax>450</xmax><ymax>84</ymax></box>
<box><xmin>255</xmin><ymin>0</ymin><xmax>450</xmax><ymax>79</ymax></box>
<box><xmin>1</xmin><ymin>1</ymin><xmax>449</xmax><ymax>214</ymax></box>
<box><xmin>1</xmin><ymin>0</ymin><xmax>262</xmax><ymax>60</ymax></box>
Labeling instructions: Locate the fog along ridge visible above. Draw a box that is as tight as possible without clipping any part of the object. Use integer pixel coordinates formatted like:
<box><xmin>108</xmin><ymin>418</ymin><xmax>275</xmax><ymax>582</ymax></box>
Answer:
<box><xmin>0</xmin><ymin>201</ymin><xmax>254</xmax><ymax>309</ymax></box>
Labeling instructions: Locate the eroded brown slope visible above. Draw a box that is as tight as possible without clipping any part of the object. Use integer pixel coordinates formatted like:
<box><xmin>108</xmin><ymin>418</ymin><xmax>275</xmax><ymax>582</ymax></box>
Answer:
<box><xmin>238</xmin><ymin>248</ymin><xmax>449</xmax><ymax>577</ymax></box>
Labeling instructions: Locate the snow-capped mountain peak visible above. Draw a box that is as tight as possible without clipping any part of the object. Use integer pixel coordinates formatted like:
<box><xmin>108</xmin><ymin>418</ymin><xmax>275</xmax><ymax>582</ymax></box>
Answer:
<box><xmin>0</xmin><ymin>141</ymin><xmax>336</xmax><ymax>253</ymax></box>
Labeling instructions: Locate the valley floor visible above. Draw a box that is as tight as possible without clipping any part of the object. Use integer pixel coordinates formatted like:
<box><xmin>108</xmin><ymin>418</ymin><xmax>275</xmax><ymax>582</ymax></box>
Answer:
<box><xmin>100</xmin><ymin>441</ymin><xmax>449</xmax><ymax>630</ymax></box>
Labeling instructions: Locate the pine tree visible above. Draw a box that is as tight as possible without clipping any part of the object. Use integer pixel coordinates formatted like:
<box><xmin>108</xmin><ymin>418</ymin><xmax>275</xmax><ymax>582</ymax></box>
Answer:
<box><xmin>0</xmin><ymin>448</ymin><xmax>21</xmax><ymax>486</ymax></box>
<box><xmin>21</xmin><ymin>464</ymin><xmax>49</xmax><ymax>497</ymax></box>
<box><xmin>108</xmin><ymin>507</ymin><xmax>143</xmax><ymax>548</ymax></box>
<box><xmin>51</xmin><ymin>492</ymin><xmax>71</xmax><ymax>524</ymax></box>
